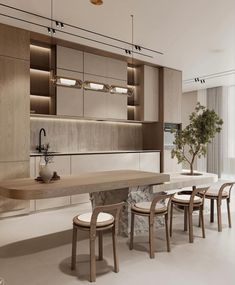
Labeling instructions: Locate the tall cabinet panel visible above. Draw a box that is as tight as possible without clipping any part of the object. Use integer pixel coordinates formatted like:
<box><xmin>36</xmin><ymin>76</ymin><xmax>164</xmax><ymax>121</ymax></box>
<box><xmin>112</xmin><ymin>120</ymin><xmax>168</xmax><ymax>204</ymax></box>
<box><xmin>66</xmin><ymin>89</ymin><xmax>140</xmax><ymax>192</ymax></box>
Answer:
<box><xmin>163</xmin><ymin>67</ymin><xmax>182</xmax><ymax>124</ymax></box>
<box><xmin>139</xmin><ymin>65</ymin><xmax>159</xmax><ymax>122</ymax></box>
<box><xmin>0</xmin><ymin>24</ymin><xmax>30</xmax><ymax>217</ymax></box>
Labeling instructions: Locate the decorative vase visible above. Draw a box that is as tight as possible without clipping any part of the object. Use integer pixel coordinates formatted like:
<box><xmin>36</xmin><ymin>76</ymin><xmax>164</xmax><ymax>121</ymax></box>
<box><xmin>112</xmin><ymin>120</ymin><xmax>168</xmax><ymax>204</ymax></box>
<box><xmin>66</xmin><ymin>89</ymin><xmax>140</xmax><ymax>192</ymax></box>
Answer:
<box><xmin>39</xmin><ymin>165</ymin><xmax>53</xmax><ymax>183</ymax></box>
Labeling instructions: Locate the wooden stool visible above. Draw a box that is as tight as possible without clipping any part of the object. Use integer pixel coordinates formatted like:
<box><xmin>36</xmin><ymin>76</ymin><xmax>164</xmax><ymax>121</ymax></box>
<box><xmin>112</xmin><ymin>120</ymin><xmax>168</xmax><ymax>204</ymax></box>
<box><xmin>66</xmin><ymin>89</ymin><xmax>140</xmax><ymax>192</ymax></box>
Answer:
<box><xmin>204</xmin><ymin>182</ymin><xmax>235</xmax><ymax>232</ymax></box>
<box><xmin>130</xmin><ymin>193</ymin><xmax>173</xmax><ymax>259</ymax></box>
<box><xmin>170</xmin><ymin>186</ymin><xmax>209</xmax><ymax>243</ymax></box>
<box><xmin>71</xmin><ymin>202</ymin><xmax>125</xmax><ymax>282</ymax></box>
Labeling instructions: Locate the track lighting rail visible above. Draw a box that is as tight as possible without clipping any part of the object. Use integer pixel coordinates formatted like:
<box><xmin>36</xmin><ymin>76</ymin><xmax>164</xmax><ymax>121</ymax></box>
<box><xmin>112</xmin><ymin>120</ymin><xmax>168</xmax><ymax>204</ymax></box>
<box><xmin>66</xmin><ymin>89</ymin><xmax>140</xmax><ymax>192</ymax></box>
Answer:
<box><xmin>0</xmin><ymin>2</ymin><xmax>163</xmax><ymax>56</ymax></box>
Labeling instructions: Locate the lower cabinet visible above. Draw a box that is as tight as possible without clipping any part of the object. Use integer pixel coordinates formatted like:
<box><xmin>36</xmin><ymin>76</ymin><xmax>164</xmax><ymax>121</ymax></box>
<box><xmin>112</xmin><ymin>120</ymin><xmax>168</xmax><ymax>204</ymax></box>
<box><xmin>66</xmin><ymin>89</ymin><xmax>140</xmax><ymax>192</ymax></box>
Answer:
<box><xmin>71</xmin><ymin>153</ymin><xmax>139</xmax><ymax>174</ymax></box>
<box><xmin>30</xmin><ymin>152</ymin><xmax>160</xmax><ymax>212</ymax></box>
<box><xmin>164</xmin><ymin>149</ymin><xmax>182</xmax><ymax>173</ymax></box>
<box><xmin>139</xmin><ymin>152</ymin><xmax>160</xmax><ymax>172</ymax></box>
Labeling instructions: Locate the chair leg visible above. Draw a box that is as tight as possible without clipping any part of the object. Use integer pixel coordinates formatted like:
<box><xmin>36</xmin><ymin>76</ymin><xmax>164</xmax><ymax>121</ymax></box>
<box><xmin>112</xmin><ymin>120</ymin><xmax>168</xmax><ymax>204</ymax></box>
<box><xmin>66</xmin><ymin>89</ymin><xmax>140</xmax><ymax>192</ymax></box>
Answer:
<box><xmin>98</xmin><ymin>231</ymin><xmax>103</xmax><ymax>261</ymax></box>
<box><xmin>227</xmin><ymin>199</ymin><xmax>232</xmax><ymax>228</ymax></box>
<box><xmin>217</xmin><ymin>200</ymin><xmax>222</xmax><ymax>232</ymax></box>
<box><xmin>170</xmin><ymin>203</ymin><xmax>173</xmax><ymax>237</ymax></box>
<box><xmin>130</xmin><ymin>212</ymin><xmax>135</xmax><ymax>250</ymax></box>
<box><xmin>210</xmin><ymin>199</ymin><xmax>214</xmax><ymax>223</ymax></box>
<box><xmin>188</xmin><ymin>208</ymin><xmax>194</xmax><ymax>243</ymax></box>
<box><xmin>184</xmin><ymin>207</ymin><xmax>188</xmax><ymax>231</ymax></box>
<box><xmin>200</xmin><ymin>207</ymin><xmax>205</xmax><ymax>238</ymax></box>
<box><xmin>90</xmin><ymin>236</ymin><xmax>96</xmax><ymax>282</ymax></box>
<box><xmin>71</xmin><ymin>225</ymin><xmax>78</xmax><ymax>270</ymax></box>
<box><xmin>112</xmin><ymin>226</ymin><xmax>119</xmax><ymax>273</ymax></box>
<box><xmin>165</xmin><ymin>214</ymin><xmax>170</xmax><ymax>252</ymax></box>
<box><xmin>198</xmin><ymin>209</ymin><xmax>201</xmax><ymax>228</ymax></box>
<box><xmin>149</xmin><ymin>216</ymin><xmax>155</xmax><ymax>259</ymax></box>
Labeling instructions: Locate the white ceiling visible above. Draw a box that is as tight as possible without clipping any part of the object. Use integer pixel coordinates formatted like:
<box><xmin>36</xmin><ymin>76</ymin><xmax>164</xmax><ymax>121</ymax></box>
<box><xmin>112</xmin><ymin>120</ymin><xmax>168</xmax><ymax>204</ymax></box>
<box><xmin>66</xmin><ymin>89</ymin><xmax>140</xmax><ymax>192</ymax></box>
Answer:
<box><xmin>1</xmin><ymin>0</ymin><xmax>235</xmax><ymax>92</ymax></box>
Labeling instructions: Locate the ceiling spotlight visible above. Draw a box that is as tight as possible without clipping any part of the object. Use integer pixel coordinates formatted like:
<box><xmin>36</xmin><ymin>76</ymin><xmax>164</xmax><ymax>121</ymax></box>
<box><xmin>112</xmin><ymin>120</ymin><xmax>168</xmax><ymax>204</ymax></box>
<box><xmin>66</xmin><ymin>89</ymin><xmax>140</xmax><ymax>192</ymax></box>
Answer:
<box><xmin>47</xmin><ymin>27</ymin><xmax>51</xmax><ymax>34</ymax></box>
<box><xmin>201</xmin><ymin>79</ymin><xmax>205</xmax><ymax>83</ymax></box>
<box><xmin>52</xmin><ymin>29</ymin><xmax>56</xmax><ymax>35</ymax></box>
<box><xmin>194</xmin><ymin>77</ymin><xmax>200</xmax><ymax>82</ymax></box>
<box><xmin>55</xmin><ymin>21</ymin><xmax>64</xmax><ymax>28</ymax></box>
<box><xmin>90</xmin><ymin>0</ymin><xmax>103</xmax><ymax>5</ymax></box>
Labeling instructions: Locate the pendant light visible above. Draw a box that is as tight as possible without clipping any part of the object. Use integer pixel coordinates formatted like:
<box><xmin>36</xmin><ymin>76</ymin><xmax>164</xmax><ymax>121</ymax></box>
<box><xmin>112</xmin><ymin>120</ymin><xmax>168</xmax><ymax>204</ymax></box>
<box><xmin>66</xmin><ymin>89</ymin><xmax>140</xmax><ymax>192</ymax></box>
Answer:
<box><xmin>90</xmin><ymin>0</ymin><xmax>103</xmax><ymax>5</ymax></box>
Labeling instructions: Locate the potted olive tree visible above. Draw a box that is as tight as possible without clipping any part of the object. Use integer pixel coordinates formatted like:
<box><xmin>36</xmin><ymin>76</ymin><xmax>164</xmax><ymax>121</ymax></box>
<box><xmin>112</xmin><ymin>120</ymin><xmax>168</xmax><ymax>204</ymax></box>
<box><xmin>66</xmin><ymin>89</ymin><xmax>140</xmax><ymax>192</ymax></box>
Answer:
<box><xmin>171</xmin><ymin>103</ymin><xmax>223</xmax><ymax>175</ymax></box>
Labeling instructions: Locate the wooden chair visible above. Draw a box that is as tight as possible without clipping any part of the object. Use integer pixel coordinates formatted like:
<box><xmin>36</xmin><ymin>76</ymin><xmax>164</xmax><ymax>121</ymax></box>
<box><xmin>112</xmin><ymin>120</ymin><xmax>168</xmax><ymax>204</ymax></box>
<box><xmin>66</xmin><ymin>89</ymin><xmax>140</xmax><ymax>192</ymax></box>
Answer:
<box><xmin>130</xmin><ymin>193</ymin><xmax>173</xmax><ymax>259</ymax></box>
<box><xmin>204</xmin><ymin>182</ymin><xmax>235</xmax><ymax>232</ymax></box>
<box><xmin>71</xmin><ymin>202</ymin><xmax>125</xmax><ymax>282</ymax></box>
<box><xmin>170</xmin><ymin>186</ymin><xmax>209</xmax><ymax>243</ymax></box>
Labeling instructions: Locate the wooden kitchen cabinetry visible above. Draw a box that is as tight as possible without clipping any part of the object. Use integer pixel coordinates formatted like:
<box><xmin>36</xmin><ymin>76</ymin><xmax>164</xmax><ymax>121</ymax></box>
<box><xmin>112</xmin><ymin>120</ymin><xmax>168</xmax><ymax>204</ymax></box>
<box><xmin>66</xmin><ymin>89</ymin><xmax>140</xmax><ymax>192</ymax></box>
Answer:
<box><xmin>138</xmin><ymin>65</ymin><xmax>159</xmax><ymax>122</ymax></box>
<box><xmin>84</xmin><ymin>52</ymin><xmax>127</xmax><ymax>80</ymax></box>
<box><xmin>162</xmin><ymin>67</ymin><xmax>182</xmax><ymax>123</ymax></box>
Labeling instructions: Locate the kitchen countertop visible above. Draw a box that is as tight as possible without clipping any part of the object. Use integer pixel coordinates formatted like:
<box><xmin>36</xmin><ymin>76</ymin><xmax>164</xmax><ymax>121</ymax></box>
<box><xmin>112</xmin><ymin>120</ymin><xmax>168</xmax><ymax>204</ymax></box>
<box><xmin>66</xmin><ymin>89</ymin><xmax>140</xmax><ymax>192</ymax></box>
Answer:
<box><xmin>30</xmin><ymin>150</ymin><xmax>161</xmax><ymax>157</ymax></box>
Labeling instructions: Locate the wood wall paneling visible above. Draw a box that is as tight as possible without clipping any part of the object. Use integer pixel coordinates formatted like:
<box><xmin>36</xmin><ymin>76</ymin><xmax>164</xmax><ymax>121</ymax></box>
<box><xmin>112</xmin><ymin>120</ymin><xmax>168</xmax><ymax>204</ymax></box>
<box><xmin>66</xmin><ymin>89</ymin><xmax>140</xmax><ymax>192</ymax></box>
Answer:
<box><xmin>0</xmin><ymin>23</ymin><xmax>30</xmax><ymax>216</ymax></box>
<box><xmin>0</xmin><ymin>57</ymin><xmax>30</xmax><ymax>162</ymax></box>
<box><xmin>0</xmin><ymin>23</ymin><xmax>29</xmax><ymax>60</ymax></box>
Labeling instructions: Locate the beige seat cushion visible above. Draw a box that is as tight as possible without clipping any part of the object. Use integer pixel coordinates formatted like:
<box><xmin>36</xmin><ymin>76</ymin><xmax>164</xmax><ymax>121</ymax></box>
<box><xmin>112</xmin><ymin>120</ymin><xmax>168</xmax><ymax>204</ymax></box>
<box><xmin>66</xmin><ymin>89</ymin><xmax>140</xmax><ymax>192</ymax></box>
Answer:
<box><xmin>205</xmin><ymin>189</ymin><xmax>228</xmax><ymax>198</ymax></box>
<box><xmin>172</xmin><ymin>194</ymin><xmax>202</xmax><ymax>204</ymax></box>
<box><xmin>131</xmin><ymin>201</ymin><xmax>167</xmax><ymax>214</ymax></box>
<box><xmin>73</xmin><ymin>212</ymin><xmax>114</xmax><ymax>227</ymax></box>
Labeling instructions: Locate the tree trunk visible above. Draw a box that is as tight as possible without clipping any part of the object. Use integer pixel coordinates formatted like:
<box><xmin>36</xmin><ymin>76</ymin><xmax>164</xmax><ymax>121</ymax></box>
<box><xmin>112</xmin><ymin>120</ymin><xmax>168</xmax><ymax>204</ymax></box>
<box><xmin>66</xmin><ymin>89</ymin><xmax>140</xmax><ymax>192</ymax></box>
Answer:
<box><xmin>190</xmin><ymin>163</ymin><xmax>194</xmax><ymax>175</ymax></box>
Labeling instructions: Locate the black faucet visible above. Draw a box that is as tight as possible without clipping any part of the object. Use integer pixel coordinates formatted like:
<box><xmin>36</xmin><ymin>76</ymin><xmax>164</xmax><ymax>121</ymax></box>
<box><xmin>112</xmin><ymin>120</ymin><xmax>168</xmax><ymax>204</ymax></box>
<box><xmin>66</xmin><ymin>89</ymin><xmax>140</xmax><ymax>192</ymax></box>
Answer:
<box><xmin>38</xmin><ymin>128</ymin><xmax>46</xmax><ymax>153</ymax></box>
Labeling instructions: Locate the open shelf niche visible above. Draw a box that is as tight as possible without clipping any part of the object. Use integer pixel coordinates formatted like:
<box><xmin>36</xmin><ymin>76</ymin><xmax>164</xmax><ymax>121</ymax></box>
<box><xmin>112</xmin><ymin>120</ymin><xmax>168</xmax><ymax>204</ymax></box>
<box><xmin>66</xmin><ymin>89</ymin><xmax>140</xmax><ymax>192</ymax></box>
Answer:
<box><xmin>30</xmin><ymin>42</ymin><xmax>56</xmax><ymax>115</ymax></box>
<box><xmin>127</xmin><ymin>64</ymin><xmax>142</xmax><ymax>121</ymax></box>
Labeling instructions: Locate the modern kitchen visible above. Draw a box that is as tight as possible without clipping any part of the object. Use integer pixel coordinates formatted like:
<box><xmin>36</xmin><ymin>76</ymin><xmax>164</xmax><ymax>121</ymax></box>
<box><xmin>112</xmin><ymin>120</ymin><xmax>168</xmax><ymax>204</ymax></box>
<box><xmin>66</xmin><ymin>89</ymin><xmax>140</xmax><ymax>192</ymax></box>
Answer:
<box><xmin>0</xmin><ymin>1</ymin><xmax>235</xmax><ymax>285</ymax></box>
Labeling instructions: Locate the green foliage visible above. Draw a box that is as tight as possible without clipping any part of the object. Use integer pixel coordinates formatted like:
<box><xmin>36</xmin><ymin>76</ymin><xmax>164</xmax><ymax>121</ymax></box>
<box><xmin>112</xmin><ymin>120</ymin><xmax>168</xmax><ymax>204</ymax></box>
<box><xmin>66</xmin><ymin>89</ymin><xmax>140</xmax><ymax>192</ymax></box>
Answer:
<box><xmin>171</xmin><ymin>103</ymin><xmax>223</xmax><ymax>174</ymax></box>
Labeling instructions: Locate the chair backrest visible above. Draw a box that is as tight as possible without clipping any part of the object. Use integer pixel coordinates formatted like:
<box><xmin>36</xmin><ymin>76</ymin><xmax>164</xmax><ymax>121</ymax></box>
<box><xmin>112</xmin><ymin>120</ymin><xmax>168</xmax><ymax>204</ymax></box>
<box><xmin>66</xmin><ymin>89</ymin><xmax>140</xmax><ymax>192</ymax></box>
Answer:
<box><xmin>189</xmin><ymin>186</ymin><xmax>209</xmax><ymax>213</ymax></box>
<box><xmin>149</xmin><ymin>193</ymin><xmax>174</xmax><ymax>221</ymax></box>
<box><xmin>218</xmin><ymin>182</ymin><xmax>235</xmax><ymax>201</ymax></box>
<box><xmin>90</xmin><ymin>202</ymin><xmax>125</xmax><ymax>237</ymax></box>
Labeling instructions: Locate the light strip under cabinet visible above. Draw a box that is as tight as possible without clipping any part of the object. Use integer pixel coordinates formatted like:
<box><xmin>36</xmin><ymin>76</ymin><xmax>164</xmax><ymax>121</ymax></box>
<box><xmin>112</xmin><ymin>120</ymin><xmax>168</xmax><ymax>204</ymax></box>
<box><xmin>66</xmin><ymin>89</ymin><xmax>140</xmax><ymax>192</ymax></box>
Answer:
<box><xmin>110</xmin><ymin>85</ymin><xmax>133</xmax><ymax>96</ymax></box>
<box><xmin>53</xmin><ymin>76</ymin><xmax>83</xmax><ymax>88</ymax></box>
<box><xmin>83</xmin><ymin>81</ymin><xmax>109</xmax><ymax>92</ymax></box>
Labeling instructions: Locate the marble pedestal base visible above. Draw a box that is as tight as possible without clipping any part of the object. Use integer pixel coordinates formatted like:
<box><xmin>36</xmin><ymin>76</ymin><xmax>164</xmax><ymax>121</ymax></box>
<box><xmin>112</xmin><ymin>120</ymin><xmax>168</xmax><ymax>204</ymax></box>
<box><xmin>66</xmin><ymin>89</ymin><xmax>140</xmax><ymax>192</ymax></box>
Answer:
<box><xmin>90</xmin><ymin>186</ymin><xmax>164</xmax><ymax>237</ymax></box>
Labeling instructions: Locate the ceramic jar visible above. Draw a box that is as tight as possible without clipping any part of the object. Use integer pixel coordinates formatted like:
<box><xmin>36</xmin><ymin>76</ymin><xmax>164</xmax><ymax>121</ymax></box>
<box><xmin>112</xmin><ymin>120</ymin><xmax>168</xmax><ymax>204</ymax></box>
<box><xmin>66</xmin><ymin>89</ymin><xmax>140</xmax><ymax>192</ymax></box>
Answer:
<box><xmin>39</xmin><ymin>165</ymin><xmax>53</xmax><ymax>183</ymax></box>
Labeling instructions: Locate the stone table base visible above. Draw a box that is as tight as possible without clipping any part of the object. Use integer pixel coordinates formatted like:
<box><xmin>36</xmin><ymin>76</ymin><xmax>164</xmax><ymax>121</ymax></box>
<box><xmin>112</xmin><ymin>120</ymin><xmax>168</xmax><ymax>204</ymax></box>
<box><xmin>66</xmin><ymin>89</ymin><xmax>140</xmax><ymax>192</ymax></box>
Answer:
<box><xmin>90</xmin><ymin>186</ymin><xmax>164</xmax><ymax>237</ymax></box>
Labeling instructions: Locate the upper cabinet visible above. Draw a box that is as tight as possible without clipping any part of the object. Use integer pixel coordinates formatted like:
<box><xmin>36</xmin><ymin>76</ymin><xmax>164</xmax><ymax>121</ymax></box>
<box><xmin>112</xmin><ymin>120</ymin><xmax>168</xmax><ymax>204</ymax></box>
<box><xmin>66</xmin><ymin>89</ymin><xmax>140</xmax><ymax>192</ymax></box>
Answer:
<box><xmin>163</xmin><ymin>67</ymin><xmax>182</xmax><ymax>124</ymax></box>
<box><xmin>107</xmin><ymin>58</ymin><xmax>127</xmax><ymax>81</ymax></box>
<box><xmin>57</xmin><ymin>46</ymin><xmax>83</xmax><ymax>72</ymax></box>
<box><xmin>84</xmin><ymin>52</ymin><xmax>127</xmax><ymax>81</ymax></box>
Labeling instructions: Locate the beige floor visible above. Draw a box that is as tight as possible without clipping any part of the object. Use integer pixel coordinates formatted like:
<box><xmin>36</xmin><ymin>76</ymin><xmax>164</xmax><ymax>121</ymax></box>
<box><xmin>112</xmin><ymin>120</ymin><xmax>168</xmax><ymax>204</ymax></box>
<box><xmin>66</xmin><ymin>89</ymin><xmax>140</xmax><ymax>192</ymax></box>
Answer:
<box><xmin>0</xmin><ymin>203</ymin><xmax>235</xmax><ymax>285</ymax></box>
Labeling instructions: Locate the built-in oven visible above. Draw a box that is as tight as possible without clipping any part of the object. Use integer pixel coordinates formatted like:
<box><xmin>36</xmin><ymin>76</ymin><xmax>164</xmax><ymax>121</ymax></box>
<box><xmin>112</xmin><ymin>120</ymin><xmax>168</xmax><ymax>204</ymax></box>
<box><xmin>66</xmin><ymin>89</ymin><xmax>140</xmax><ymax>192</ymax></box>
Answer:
<box><xmin>164</xmin><ymin>123</ymin><xmax>181</xmax><ymax>149</ymax></box>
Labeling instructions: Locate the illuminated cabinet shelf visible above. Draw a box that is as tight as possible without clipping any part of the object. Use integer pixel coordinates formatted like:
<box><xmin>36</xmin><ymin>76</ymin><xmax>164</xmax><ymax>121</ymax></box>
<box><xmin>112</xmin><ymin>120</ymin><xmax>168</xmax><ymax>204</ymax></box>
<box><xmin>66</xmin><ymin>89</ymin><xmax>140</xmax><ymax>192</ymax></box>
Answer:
<box><xmin>30</xmin><ymin>43</ymin><xmax>56</xmax><ymax>115</ymax></box>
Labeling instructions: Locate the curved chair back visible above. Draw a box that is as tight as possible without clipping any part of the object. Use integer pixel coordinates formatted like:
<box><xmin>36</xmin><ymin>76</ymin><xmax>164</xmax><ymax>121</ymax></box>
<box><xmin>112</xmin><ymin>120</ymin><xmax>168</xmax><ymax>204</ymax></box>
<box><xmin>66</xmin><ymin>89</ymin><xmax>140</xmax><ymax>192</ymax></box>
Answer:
<box><xmin>189</xmin><ymin>186</ymin><xmax>209</xmax><ymax>213</ymax></box>
<box><xmin>90</xmin><ymin>202</ymin><xmax>125</xmax><ymax>239</ymax></box>
<box><xmin>149</xmin><ymin>193</ymin><xmax>174</xmax><ymax>221</ymax></box>
<box><xmin>218</xmin><ymin>182</ymin><xmax>235</xmax><ymax>203</ymax></box>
